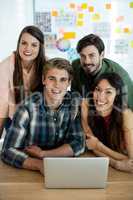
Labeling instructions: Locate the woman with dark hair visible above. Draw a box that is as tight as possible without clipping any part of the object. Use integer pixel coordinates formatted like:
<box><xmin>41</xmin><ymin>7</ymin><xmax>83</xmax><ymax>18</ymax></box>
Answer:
<box><xmin>0</xmin><ymin>25</ymin><xmax>46</xmax><ymax>137</ymax></box>
<box><xmin>81</xmin><ymin>72</ymin><xmax>133</xmax><ymax>172</ymax></box>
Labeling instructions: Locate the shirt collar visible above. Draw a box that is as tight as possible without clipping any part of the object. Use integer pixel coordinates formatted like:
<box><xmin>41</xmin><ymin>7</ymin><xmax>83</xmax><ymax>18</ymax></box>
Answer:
<box><xmin>40</xmin><ymin>91</ymin><xmax>71</xmax><ymax>112</ymax></box>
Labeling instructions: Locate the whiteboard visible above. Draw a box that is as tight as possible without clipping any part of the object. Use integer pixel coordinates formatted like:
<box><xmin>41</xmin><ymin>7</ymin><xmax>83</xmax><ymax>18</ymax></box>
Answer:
<box><xmin>34</xmin><ymin>0</ymin><xmax>133</xmax><ymax>79</ymax></box>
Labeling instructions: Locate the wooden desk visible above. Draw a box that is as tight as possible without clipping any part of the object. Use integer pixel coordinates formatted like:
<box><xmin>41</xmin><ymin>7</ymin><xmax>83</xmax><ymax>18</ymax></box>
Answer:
<box><xmin>0</xmin><ymin>159</ymin><xmax>133</xmax><ymax>200</ymax></box>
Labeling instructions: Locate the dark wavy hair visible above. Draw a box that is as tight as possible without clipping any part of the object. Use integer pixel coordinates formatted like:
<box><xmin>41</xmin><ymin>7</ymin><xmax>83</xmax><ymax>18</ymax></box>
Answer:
<box><xmin>89</xmin><ymin>72</ymin><xmax>127</xmax><ymax>153</ymax></box>
<box><xmin>76</xmin><ymin>34</ymin><xmax>105</xmax><ymax>54</ymax></box>
<box><xmin>13</xmin><ymin>25</ymin><xmax>46</xmax><ymax>103</ymax></box>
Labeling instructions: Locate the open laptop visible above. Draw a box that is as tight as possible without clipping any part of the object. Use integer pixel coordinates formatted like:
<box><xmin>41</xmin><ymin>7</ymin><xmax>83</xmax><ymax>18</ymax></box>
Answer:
<box><xmin>43</xmin><ymin>157</ymin><xmax>109</xmax><ymax>189</ymax></box>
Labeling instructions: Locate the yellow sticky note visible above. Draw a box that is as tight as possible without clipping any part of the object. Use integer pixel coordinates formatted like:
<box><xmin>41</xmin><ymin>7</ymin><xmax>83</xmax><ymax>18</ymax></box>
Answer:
<box><xmin>78</xmin><ymin>13</ymin><xmax>84</xmax><ymax>19</ymax></box>
<box><xmin>123</xmin><ymin>27</ymin><xmax>130</xmax><ymax>33</ymax></box>
<box><xmin>130</xmin><ymin>40</ymin><xmax>133</xmax><ymax>48</ymax></box>
<box><xmin>129</xmin><ymin>2</ymin><xmax>133</xmax><ymax>8</ymax></box>
<box><xmin>88</xmin><ymin>6</ymin><xmax>94</xmax><ymax>12</ymax></box>
<box><xmin>69</xmin><ymin>3</ymin><xmax>75</xmax><ymax>9</ymax></box>
<box><xmin>63</xmin><ymin>32</ymin><xmax>76</xmax><ymax>39</ymax></box>
<box><xmin>81</xmin><ymin>3</ymin><xmax>88</xmax><ymax>9</ymax></box>
<box><xmin>105</xmin><ymin>3</ymin><xmax>112</xmax><ymax>10</ymax></box>
<box><xmin>51</xmin><ymin>10</ymin><xmax>58</xmax><ymax>17</ymax></box>
<box><xmin>115</xmin><ymin>27</ymin><xmax>121</xmax><ymax>33</ymax></box>
<box><xmin>76</xmin><ymin>21</ymin><xmax>84</xmax><ymax>26</ymax></box>
<box><xmin>91</xmin><ymin>13</ymin><xmax>101</xmax><ymax>21</ymax></box>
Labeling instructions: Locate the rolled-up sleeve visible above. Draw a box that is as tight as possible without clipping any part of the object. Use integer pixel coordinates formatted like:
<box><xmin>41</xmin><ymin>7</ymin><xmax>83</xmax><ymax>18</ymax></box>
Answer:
<box><xmin>66</xmin><ymin>114</ymin><xmax>85</xmax><ymax>156</ymax></box>
<box><xmin>1</xmin><ymin>106</ymin><xmax>30</xmax><ymax>168</ymax></box>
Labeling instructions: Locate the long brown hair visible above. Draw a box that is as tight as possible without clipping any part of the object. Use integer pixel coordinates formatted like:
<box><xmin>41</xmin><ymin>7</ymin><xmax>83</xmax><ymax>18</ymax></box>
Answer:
<box><xmin>88</xmin><ymin>73</ymin><xmax>127</xmax><ymax>153</ymax></box>
<box><xmin>13</xmin><ymin>25</ymin><xmax>46</xmax><ymax>103</ymax></box>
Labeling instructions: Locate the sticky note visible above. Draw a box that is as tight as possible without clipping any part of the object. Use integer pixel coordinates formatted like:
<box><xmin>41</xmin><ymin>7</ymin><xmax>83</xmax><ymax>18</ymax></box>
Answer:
<box><xmin>105</xmin><ymin>3</ymin><xmax>112</xmax><ymax>10</ymax></box>
<box><xmin>63</xmin><ymin>32</ymin><xmax>76</xmax><ymax>39</ymax></box>
<box><xmin>123</xmin><ymin>27</ymin><xmax>130</xmax><ymax>33</ymax></box>
<box><xmin>129</xmin><ymin>2</ymin><xmax>133</xmax><ymax>8</ymax></box>
<box><xmin>91</xmin><ymin>13</ymin><xmax>101</xmax><ymax>21</ymax></box>
<box><xmin>81</xmin><ymin>3</ymin><xmax>88</xmax><ymax>9</ymax></box>
<box><xmin>88</xmin><ymin>6</ymin><xmax>94</xmax><ymax>12</ymax></box>
<box><xmin>116</xmin><ymin>16</ymin><xmax>124</xmax><ymax>22</ymax></box>
<box><xmin>76</xmin><ymin>21</ymin><xmax>84</xmax><ymax>26</ymax></box>
<box><xmin>51</xmin><ymin>10</ymin><xmax>58</xmax><ymax>17</ymax></box>
<box><xmin>69</xmin><ymin>3</ymin><xmax>75</xmax><ymax>9</ymax></box>
<box><xmin>115</xmin><ymin>27</ymin><xmax>121</xmax><ymax>33</ymax></box>
<box><xmin>78</xmin><ymin>13</ymin><xmax>84</xmax><ymax>19</ymax></box>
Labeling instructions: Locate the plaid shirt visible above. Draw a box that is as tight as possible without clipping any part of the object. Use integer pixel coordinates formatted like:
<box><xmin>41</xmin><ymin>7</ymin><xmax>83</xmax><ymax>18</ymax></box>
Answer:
<box><xmin>1</xmin><ymin>92</ymin><xmax>85</xmax><ymax>168</ymax></box>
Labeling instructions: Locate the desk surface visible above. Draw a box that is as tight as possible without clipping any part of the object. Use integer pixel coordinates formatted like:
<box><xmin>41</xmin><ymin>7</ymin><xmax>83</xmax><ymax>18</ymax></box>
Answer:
<box><xmin>0</xmin><ymin>159</ymin><xmax>133</xmax><ymax>200</ymax></box>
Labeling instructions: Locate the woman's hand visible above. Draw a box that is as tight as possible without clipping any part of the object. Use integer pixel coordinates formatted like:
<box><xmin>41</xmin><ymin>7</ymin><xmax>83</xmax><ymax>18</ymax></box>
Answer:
<box><xmin>115</xmin><ymin>159</ymin><xmax>133</xmax><ymax>173</ymax></box>
<box><xmin>86</xmin><ymin>135</ymin><xmax>99</xmax><ymax>150</ymax></box>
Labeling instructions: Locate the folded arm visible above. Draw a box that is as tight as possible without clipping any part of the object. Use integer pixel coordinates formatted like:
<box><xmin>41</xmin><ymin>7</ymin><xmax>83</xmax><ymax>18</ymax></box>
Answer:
<box><xmin>81</xmin><ymin>99</ymin><xmax>133</xmax><ymax>172</ymax></box>
<box><xmin>25</xmin><ymin>111</ymin><xmax>85</xmax><ymax>158</ymax></box>
<box><xmin>86</xmin><ymin>135</ymin><xmax>127</xmax><ymax>160</ymax></box>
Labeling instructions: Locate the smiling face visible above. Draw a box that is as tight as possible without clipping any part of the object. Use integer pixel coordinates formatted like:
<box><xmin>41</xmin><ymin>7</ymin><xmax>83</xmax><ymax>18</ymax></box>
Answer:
<box><xmin>93</xmin><ymin>79</ymin><xmax>117</xmax><ymax>116</ymax></box>
<box><xmin>19</xmin><ymin>32</ymin><xmax>40</xmax><ymax>64</ymax></box>
<box><xmin>80</xmin><ymin>45</ymin><xmax>104</xmax><ymax>76</ymax></box>
<box><xmin>42</xmin><ymin>67</ymin><xmax>71</xmax><ymax>108</ymax></box>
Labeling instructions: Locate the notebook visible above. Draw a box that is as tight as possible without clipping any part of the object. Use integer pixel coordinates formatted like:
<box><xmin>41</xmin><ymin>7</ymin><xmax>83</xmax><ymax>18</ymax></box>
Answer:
<box><xmin>43</xmin><ymin>157</ymin><xmax>109</xmax><ymax>188</ymax></box>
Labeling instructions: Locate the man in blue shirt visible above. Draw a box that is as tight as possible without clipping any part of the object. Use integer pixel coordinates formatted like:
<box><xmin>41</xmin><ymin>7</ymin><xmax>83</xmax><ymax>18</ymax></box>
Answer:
<box><xmin>1</xmin><ymin>58</ymin><xmax>85</xmax><ymax>175</ymax></box>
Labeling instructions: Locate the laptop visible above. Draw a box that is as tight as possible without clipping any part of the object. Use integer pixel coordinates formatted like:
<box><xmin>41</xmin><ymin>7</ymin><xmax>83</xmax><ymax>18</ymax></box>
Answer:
<box><xmin>43</xmin><ymin>157</ymin><xmax>109</xmax><ymax>189</ymax></box>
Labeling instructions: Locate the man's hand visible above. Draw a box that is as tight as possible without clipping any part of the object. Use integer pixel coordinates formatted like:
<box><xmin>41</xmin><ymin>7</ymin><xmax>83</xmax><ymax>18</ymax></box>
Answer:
<box><xmin>23</xmin><ymin>157</ymin><xmax>44</xmax><ymax>175</ymax></box>
<box><xmin>25</xmin><ymin>145</ymin><xmax>43</xmax><ymax>159</ymax></box>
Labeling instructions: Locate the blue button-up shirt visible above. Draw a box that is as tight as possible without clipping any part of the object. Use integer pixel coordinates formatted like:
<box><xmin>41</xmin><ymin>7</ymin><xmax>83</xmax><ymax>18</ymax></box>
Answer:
<box><xmin>1</xmin><ymin>92</ymin><xmax>85</xmax><ymax>168</ymax></box>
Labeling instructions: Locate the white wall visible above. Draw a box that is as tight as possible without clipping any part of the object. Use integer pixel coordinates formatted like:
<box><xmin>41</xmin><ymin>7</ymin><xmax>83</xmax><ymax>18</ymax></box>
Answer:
<box><xmin>0</xmin><ymin>0</ymin><xmax>34</xmax><ymax>61</ymax></box>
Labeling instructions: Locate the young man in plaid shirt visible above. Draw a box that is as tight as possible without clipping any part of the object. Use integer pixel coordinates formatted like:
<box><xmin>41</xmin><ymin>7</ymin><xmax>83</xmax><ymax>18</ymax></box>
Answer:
<box><xmin>1</xmin><ymin>58</ymin><xmax>85</xmax><ymax>174</ymax></box>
